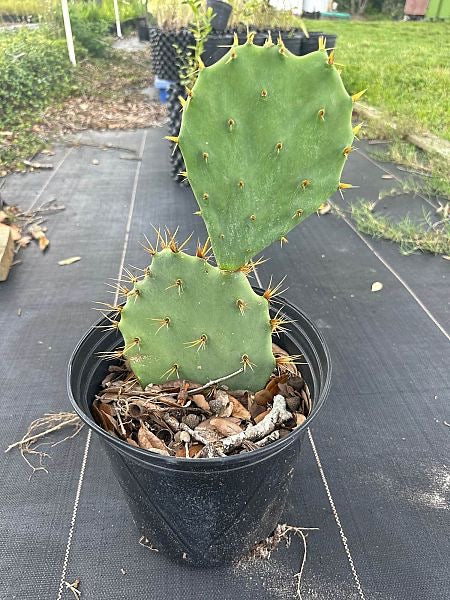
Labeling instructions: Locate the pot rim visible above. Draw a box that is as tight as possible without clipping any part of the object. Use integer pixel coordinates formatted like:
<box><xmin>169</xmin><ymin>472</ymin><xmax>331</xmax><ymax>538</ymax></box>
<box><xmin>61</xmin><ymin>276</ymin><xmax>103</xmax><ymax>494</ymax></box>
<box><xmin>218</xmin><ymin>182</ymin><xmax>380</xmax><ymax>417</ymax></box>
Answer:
<box><xmin>67</xmin><ymin>292</ymin><xmax>331</xmax><ymax>467</ymax></box>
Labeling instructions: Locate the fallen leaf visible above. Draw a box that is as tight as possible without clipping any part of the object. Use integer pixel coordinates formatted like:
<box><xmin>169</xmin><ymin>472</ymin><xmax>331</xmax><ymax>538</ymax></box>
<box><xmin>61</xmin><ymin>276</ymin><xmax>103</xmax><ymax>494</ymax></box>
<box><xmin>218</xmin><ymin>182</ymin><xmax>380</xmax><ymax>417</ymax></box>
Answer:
<box><xmin>371</xmin><ymin>281</ymin><xmax>383</xmax><ymax>292</ymax></box>
<box><xmin>138</xmin><ymin>426</ymin><xmax>170</xmax><ymax>454</ymax></box>
<box><xmin>381</xmin><ymin>174</ymin><xmax>393</xmax><ymax>179</ymax></box>
<box><xmin>0</xmin><ymin>211</ymin><xmax>8</xmax><ymax>223</ymax></box>
<box><xmin>296</xmin><ymin>414</ymin><xmax>307</xmax><ymax>426</ymax></box>
<box><xmin>442</xmin><ymin>255</ymin><xmax>450</xmax><ymax>261</ymax></box>
<box><xmin>191</xmin><ymin>394</ymin><xmax>210</xmax><ymax>411</ymax></box>
<box><xmin>229</xmin><ymin>395</ymin><xmax>251</xmax><ymax>420</ymax></box>
<box><xmin>38</xmin><ymin>236</ymin><xmax>50</xmax><ymax>251</ymax></box>
<box><xmin>194</xmin><ymin>420</ymin><xmax>221</xmax><ymax>442</ymax></box>
<box><xmin>210</xmin><ymin>417</ymin><xmax>243</xmax><ymax>437</ymax></box>
<box><xmin>254</xmin><ymin>409</ymin><xmax>270</xmax><ymax>424</ymax></box>
<box><xmin>58</xmin><ymin>256</ymin><xmax>81</xmax><ymax>266</ymax></box>
<box><xmin>209</xmin><ymin>389</ymin><xmax>233</xmax><ymax>417</ymax></box>
<box><xmin>9</xmin><ymin>225</ymin><xmax>22</xmax><ymax>242</ymax></box>
<box><xmin>254</xmin><ymin>389</ymin><xmax>273</xmax><ymax>407</ymax></box>
<box><xmin>29</xmin><ymin>224</ymin><xmax>50</xmax><ymax>252</ymax></box>
<box><xmin>18</xmin><ymin>236</ymin><xmax>31</xmax><ymax>248</ymax></box>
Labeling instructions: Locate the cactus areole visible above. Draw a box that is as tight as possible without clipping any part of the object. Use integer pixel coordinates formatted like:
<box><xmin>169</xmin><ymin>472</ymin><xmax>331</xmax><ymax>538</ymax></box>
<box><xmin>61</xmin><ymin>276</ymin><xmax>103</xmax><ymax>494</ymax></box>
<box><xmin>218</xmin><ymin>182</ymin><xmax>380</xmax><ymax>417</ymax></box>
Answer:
<box><xmin>177</xmin><ymin>34</ymin><xmax>355</xmax><ymax>270</ymax></box>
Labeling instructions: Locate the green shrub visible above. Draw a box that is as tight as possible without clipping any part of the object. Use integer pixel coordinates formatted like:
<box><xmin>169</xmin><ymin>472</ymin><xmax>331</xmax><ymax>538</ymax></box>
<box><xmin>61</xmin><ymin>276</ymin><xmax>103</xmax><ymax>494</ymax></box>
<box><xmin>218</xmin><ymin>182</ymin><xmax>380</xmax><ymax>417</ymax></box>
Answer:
<box><xmin>0</xmin><ymin>28</ymin><xmax>74</xmax><ymax>128</ymax></box>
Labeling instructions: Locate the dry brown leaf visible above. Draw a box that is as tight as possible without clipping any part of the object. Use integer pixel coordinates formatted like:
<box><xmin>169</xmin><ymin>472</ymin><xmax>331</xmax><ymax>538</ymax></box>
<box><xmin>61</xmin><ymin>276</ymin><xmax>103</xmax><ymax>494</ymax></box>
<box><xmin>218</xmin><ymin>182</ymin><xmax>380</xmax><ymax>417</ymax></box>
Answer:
<box><xmin>9</xmin><ymin>225</ymin><xmax>21</xmax><ymax>241</ymax></box>
<box><xmin>58</xmin><ymin>256</ymin><xmax>81</xmax><ymax>266</ymax></box>
<box><xmin>371</xmin><ymin>281</ymin><xmax>383</xmax><ymax>292</ymax></box>
<box><xmin>210</xmin><ymin>417</ymin><xmax>243</xmax><ymax>437</ymax></box>
<box><xmin>137</xmin><ymin>426</ymin><xmax>170</xmax><ymax>454</ymax></box>
<box><xmin>254</xmin><ymin>410</ymin><xmax>270</xmax><ymax>424</ymax></box>
<box><xmin>17</xmin><ymin>235</ymin><xmax>31</xmax><ymax>248</ymax></box>
<box><xmin>229</xmin><ymin>395</ymin><xmax>251</xmax><ymax>420</ymax></box>
<box><xmin>296</xmin><ymin>414</ymin><xmax>307</xmax><ymax>426</ymax></box>
<box><xmin>38</xmin><ymin>236</ymin><xmax>49</xmax><ymax>251</ymax></box>
<box><xmin>209</xmin><ymin>389</ymin><xmax>233</xmax><ymax>417</ymax></box>
<box><xmin>191</xmin><ymin>394</ymin><xmax>210</xmax><ymax>411</ymax></box>
<box><xmin>254</xmin><ymin>389</ymin><xmax>273</xmax><ymax>407</ymax></box>
<box><xmin>195</xmin><ymin>419</ymin><xmax>222</xmax><ymax>442</ymax></box>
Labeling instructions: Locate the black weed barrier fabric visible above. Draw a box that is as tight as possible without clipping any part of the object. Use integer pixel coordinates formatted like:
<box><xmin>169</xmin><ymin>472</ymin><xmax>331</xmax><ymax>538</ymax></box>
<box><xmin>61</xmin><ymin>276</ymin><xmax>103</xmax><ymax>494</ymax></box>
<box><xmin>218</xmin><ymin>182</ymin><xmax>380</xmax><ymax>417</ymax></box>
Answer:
<box><xmin>0</xmin><ymin>129</ymin><xmax>448</xmax><ymax>600</ymax></box>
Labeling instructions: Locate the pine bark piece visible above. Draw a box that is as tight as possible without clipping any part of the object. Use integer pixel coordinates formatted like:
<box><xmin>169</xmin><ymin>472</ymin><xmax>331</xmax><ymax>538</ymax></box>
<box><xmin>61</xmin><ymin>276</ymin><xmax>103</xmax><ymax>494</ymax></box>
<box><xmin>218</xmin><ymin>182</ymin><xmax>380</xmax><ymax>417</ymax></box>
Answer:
<box><xmin>0</xmin><ymin>224</ymin><xmax>14</xmax><ymax>282</ymax></box>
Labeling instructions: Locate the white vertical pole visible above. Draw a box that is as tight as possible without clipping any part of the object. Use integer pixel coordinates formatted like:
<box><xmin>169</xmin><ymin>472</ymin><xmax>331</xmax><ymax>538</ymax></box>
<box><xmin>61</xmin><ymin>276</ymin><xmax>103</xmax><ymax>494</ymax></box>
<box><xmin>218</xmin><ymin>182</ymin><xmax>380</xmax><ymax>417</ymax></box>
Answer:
<box><xmin>60</xmin><ymin>0</ymin><xmax>76</xmax><ymax>66</ymax></box>
<box><xmin>113</xmin><ymin>0</ymin><xmax>123</xmax><ymax>38</ymax></box>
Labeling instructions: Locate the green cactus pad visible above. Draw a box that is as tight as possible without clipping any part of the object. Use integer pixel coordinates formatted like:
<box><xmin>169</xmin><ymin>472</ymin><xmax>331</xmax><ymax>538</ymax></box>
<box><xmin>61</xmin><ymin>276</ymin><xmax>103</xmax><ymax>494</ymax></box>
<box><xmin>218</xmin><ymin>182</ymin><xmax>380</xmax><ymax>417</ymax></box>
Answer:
<box><xmin>117</xmin><ymin>248</ymin><xmax>275</xmax><ymax>390</ymax></box>
<box><xmin>178</xmin><ymin>38</ymin><xmax>354</xmax><ymax>270</ymax></box>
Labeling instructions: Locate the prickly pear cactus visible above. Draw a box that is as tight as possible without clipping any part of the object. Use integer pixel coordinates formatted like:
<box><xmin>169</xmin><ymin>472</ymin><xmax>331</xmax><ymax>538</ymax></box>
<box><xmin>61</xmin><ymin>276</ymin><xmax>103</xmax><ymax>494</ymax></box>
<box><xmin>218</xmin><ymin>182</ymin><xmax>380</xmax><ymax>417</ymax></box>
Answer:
<box><xmin>176</xmin><ymin>35</ymin><xmax>356</xmax><ymax>270</ymax></box>
<box><xmin>117</xmin><ymin>245</ymin><xmax>275</xmax><ymax>391</ymax></box>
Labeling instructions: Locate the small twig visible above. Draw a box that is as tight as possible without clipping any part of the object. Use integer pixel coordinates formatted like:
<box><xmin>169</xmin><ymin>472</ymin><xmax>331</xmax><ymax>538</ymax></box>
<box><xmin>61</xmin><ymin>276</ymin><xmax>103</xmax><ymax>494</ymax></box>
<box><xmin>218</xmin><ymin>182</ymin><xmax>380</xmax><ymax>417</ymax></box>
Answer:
<box><xmin>188</xmin><ymin>367</ymin><xmax>244</xmax><ymax>394</ymax></box>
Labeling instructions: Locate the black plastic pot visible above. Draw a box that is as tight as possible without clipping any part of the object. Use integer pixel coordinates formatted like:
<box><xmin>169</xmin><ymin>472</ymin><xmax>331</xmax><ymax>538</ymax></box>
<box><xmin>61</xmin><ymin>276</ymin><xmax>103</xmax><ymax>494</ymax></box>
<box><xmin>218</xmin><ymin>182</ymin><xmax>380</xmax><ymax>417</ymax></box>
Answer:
<box><xmin>300</xmin><ymin>31</ymin><xmax>337</xmax><ymax>56</ymax></box>
<box><xmin>282</xmin><ymin>31</ymin><xmax>304</xmax><ymax>55</ymax></box>
<box><xmin>68</xmin><ymin>292</ymin><xmax>331</xmax><ymax>566</ymax></box>
<box><xmin>138</xmin><ymin>23</ymin><xmax>150</xmax><ymax>42</ymax></box>
<box><xmin>202</xmin><ymin>33</ymin><xmax>233</xmax><ymax>66</ymax></box>
<box><xmin>207</xmin><ymin>0</ymin><xmax>232</xmax><ymax>31</ymax></box>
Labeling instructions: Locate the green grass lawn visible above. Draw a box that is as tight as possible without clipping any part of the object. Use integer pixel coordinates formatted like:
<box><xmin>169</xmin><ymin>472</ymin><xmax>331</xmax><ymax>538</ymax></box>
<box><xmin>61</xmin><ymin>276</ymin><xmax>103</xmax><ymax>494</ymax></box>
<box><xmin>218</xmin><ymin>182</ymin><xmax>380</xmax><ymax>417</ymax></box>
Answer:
<box><xmin>314</xmin><ymin>20</ymin><xmax>450</xmax><ymax>142</ymax></box>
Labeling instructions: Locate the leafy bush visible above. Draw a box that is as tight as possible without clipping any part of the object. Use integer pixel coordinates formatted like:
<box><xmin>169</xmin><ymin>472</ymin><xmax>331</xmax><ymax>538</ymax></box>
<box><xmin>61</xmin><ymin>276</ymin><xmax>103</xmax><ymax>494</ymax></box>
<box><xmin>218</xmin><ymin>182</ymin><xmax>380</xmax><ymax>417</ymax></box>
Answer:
<box><xmin>0</xmin><ymin>28</ymin><xmax>74</xmax><ymax>128</ymax></box>
<box><xmin>66</xmin><ymin>11</ymin><xmax>111</xmax><ymax>58</ymax></box>
<box><xmin>0</xmin><ymin>0</ymin><xmax>56</xmax><ymax>18</ymax></box>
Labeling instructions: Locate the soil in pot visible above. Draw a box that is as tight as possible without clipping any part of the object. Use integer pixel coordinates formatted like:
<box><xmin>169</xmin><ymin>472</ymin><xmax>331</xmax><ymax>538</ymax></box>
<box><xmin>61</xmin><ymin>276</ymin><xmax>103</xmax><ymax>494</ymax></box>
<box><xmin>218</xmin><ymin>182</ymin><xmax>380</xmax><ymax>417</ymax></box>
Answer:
<box><xmin>92</xmin><ymin>342</ymin><xmax>311</xmax><ymax>459</ymax></box>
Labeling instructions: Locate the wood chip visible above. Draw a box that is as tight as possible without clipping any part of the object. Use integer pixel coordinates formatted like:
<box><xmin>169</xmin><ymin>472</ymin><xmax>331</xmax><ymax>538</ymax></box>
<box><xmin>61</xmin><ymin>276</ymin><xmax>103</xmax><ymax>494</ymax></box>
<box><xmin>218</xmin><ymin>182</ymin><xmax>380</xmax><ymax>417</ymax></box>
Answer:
<box><xmin>0</xmin><ymin>224</ymin><xmax>14</xmax><ymax>281</ymax></box>
<box><xmin>58</xmin><ymin>256</ymin><xmax>82</xmax><ymax>266</ymax></box>
<box><xmin>371</xmin><ymin>281</ymin><xmax>383</xmax><ymax>292</ymax></box>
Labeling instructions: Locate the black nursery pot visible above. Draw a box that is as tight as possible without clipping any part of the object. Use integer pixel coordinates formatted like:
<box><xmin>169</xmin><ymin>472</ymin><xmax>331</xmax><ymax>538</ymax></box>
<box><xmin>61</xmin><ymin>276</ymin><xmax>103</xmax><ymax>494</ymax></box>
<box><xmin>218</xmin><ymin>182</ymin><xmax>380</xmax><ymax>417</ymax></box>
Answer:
<box><xmin>301</xmin><ymin>31</ymin><xmax>337</xmax><ymax>56</ymax></box>
<box><xmin>207</xmin><ymin>0</ymin><xmax>232</xmax><ymax>31</ymax></box>
<box><xmin>68</xmin><ymin>292</ymin><xmax>331</xmax><ymax>566</ymax></box>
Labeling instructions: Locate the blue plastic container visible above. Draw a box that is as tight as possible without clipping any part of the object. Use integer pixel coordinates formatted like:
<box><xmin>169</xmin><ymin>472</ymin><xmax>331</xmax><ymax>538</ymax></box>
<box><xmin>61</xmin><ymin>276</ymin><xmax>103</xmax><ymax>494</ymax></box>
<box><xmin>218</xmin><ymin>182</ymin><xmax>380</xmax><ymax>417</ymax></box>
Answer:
<box><xmin>154</xmin><ymin>77</ymin><xmax>175</xmax><ymax>103</ymax></box>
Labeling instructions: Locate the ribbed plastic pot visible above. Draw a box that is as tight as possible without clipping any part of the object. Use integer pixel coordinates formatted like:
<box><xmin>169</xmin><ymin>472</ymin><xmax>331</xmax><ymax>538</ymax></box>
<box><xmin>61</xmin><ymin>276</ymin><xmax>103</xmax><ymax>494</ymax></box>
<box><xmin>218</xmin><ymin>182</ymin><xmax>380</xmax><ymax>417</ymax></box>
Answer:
<box><xmin>207</xmin><ymin>0</ymin><xmax>232</xmax><ymax>31</ymax></box>
<box><xmin>67</xmin><ymin>291</ymin><xmax>331</xmax><ymax>566</ymax></box>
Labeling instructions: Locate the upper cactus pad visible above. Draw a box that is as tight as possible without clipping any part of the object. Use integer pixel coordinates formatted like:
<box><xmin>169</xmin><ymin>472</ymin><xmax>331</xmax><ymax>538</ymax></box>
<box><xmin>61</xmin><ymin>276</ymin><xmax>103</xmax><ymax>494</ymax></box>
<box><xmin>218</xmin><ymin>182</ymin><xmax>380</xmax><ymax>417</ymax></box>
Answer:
<box><xmin>117</xmin><ymin>246</ymin><xmax>275</xmax><ymax>391</ymax></box>
<box><xmin>177</xmin><ymin>36</ymin><xmax>354</xmax><ymax>270</ymax></box>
